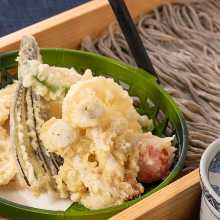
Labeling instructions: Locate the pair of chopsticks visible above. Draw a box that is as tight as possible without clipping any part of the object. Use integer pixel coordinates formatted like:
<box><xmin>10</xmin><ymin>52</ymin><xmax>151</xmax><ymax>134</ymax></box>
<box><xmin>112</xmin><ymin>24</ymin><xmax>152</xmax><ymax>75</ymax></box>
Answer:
<box><xmin>108</xmin><ymin>0</ymin><xmax>159</xmax><ymax>82</ymax></box>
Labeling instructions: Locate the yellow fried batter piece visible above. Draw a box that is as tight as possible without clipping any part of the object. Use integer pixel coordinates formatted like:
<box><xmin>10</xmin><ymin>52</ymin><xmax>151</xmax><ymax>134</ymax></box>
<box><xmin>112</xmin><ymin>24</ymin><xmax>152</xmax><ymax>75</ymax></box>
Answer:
<box><xmin>40</xmin><ymin>117</ymin><xmax>77</xmax><ymax>153</ymax></box>
<box><xmin>62</xmin><ymin>76</ymin><xmax>141</xmax><ymax>131</ymax></box>
<box><xmin>0</xmin><ymin>83</ymin><xmax>17</xmax><ymax>125</ymax></box>
<box><xmin>20</xmin><ymin>60</ymin><xmax>82</xmax><ymax>100</ymax></box>
<box><xmin>0</xmin><ymin>126</ymin><xmax>16</xmax><ymax>185</ymax></box>
<box><xmin>41</xmin><ymin>73</ymin><xmax>144</xmax><ymax>209</ymax></box>
<box><xmin>48</xmin><ymin>101</ymin><xmax>62</xmax><ymax>118</ymax></box>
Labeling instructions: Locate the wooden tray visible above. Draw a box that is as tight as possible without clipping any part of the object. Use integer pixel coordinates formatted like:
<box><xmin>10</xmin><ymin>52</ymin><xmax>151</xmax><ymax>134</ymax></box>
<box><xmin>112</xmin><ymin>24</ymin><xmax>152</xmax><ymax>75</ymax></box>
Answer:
<box><xmin>0</xmin><ymin>0</ymin><xmax>201</xmax><ymax>219</ymax></box>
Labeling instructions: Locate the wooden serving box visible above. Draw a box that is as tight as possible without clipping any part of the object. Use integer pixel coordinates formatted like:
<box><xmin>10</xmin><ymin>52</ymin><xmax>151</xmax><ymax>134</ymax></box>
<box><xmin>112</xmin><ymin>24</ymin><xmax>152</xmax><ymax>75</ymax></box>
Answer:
<box><xmin>0</xmin><ymin>0</ymin><xmax>201</xmax><ymax>219</ymax></box>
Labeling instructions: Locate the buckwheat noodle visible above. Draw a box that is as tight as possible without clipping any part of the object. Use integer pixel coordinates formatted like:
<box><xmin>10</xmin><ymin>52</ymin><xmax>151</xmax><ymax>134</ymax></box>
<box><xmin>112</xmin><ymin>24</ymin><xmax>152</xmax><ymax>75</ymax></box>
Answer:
<box><xmin>81</xmin><ymin>0</ymin><xmax>220</xmax><ymax>171</ymax></box>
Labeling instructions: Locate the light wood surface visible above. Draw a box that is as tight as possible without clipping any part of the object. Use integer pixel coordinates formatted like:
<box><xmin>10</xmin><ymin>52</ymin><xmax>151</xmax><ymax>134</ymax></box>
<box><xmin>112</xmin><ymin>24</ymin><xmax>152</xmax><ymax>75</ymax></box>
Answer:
<box><xmin>0</xmin><ymin>1</ymin><xmax>201</xmax><ymax>220</ymax></box>
<box><xmin>110</xmin><ymin>169</ymin><xmax>201</xmax><ymax>220</ymax></box>
<box><xmin>0</xmin><ymin>0</ymin><xmax>175</xmax><ymax>52</ymax></box>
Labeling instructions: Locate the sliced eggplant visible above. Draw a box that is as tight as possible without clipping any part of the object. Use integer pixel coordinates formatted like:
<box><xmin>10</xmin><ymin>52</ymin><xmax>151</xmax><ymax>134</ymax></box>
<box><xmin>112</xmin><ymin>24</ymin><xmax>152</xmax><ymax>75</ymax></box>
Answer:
<box><xmin>11</xmin><ymin>36</ymin><xmax>61</xmax><ymax>193</ymax></box>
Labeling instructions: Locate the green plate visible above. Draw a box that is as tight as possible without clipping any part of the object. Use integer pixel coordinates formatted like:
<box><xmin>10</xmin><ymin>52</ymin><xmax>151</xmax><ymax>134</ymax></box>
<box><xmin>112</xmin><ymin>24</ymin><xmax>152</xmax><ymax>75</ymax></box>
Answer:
<box><xmin>0</xmin><ymin>49</ymin><xmax>188</xmax><ymax>220</ymax></box>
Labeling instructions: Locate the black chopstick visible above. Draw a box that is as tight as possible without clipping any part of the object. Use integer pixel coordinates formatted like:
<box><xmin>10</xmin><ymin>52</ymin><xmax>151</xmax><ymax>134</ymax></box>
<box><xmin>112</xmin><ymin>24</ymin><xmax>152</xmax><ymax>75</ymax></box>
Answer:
<box><xmin>108</xmin><ymin>0</ymin><xmax>159</xmax><ymax>82</ymax></box>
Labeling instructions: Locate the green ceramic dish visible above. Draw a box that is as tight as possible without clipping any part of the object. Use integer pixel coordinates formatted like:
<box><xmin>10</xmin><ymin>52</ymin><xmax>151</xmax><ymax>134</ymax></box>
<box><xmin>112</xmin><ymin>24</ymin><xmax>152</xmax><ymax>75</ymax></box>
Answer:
<box><xmin>0</xmin><ymin>49</ymin><xmax>188</xmax><ymax>220</ymax></box>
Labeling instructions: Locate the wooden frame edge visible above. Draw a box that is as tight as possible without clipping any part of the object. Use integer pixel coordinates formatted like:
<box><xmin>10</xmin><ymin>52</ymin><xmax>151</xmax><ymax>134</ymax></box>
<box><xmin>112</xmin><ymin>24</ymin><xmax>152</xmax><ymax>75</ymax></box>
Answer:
<box><xmin>110</xmin><ymin>169</ymin><xmax>201</xmax><ymax>220</ymax></box>
<box><xmin>0</xmin><ymin>1</ymin><xmax>201</xmax><ymax>220</ymax></box>
<box><xmin>0</xmin><ymin>0</ymin><xmax>175</xmax><ymax>52</ymax></box>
